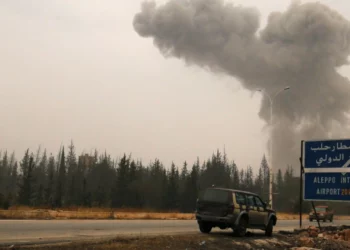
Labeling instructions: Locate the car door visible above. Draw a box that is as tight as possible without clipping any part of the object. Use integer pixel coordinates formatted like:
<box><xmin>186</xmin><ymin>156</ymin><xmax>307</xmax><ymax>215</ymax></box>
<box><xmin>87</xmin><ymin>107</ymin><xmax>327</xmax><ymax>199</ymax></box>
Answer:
<box><xmin>253</xmin><ymin>195</ymin><xmax>268</xmax><ymax>226</ymax></box>
<box><xmin>246</xmin><ymin>194</ymin><xmax>260</xmax><ymax>226</ymax></box>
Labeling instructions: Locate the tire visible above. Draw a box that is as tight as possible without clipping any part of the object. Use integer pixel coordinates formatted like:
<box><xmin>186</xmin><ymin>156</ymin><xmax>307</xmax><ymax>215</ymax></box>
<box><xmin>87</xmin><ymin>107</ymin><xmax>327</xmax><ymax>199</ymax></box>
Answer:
<box><xmin>330</xmin><ymin>216</ymin><xmax>333</xmax><ymax>222</ymax></box>
<box><xmin>234</xmin><ymin>218</ymin><xmax>248</xmax><ymax>237</ymax></box>
<box><xmin>265</xmin><ymin>219</ymin><xmax>273</xmax><ymax>237</ymax></box>
<box><xmin>309</xmin><ymin>219</ymin><xmax>313</xmax><ymax>222</ymax></box>
<box><xmin>199</xmin><ymin>222</ymin><xmax>212</xmax><ymax>234</ymax></box>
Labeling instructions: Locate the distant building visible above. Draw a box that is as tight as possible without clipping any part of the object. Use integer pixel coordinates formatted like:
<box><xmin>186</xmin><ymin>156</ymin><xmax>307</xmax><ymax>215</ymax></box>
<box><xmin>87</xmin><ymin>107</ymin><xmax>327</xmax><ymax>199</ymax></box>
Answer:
<box><xmin>78</xmin><ymin>154</ymin><xmax>95</xmax><ymax>169</ymax></box>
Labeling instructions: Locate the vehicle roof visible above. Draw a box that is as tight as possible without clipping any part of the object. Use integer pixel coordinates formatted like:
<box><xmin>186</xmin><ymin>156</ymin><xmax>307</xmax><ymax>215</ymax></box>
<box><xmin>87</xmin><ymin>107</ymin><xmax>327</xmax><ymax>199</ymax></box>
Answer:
<box><xmin>206</xmin><ymin>187</ymin><xmax>258</xmax><ymax>196</ymax></box>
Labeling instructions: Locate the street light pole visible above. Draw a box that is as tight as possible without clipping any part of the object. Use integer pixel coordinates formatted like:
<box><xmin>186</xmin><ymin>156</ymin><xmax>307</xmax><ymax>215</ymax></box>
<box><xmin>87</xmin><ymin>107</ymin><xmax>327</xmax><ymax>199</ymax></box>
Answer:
<box><xmin>257</xmin><ymin>86</ymin><xmax>290</xmax><ymax>209</ymax></box>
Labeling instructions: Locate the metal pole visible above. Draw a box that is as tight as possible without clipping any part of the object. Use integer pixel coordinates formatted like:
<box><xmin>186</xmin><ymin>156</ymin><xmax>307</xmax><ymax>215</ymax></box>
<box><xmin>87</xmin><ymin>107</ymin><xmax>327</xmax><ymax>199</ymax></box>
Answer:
<box><xmin>269</xmin><ymin>99</ymin><xmax>273</xmax><ymax>209</ymax></box>
<box><xmin>255</xmin><ymin>86</ymin><xmax>290</xmax><ymax>209</ymax></box>
<box><xmin>299</xmin><ymin>140</ymin><xmax>304</xmax><ymax>229</ymax></box>
<box><xmin>311</xmin><ymin>201</ymin><xmax>322</xmax><ymax>231</ymax></box>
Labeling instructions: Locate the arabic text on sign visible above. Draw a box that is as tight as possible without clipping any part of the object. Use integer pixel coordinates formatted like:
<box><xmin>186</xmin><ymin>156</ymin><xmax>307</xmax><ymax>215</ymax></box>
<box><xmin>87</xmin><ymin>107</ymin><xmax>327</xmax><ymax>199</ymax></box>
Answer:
<box><xmin>315</xmin><ymin>153</ymin><xmax>346</xmax><ymax>166</ymax></box>
<box><xmin>311</xmin><ymin>142</ymin><xmax>350</xmax><ymax>152</ymax></box>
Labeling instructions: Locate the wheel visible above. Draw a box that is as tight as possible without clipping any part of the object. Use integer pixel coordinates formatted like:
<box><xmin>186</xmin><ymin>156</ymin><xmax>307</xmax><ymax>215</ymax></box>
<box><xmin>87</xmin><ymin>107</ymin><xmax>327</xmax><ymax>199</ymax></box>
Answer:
<box><xmin>265</xmin><ymin>219</ymin><xmax>273</xmax><ymax>237</ymax></box>
<box><xmin>309</xmin><ymin>219</ymin><xmax>313</xmax><ymax>222</ymax></box>
<box><xmin>234</xmin><ymin>218</ymin><xmax>248</xmax><ymax>237</ymax></box>
<box><xmin>199</xmin><ymin>222</ymin><xmax>212</xmax><ymax>234</ymax></box>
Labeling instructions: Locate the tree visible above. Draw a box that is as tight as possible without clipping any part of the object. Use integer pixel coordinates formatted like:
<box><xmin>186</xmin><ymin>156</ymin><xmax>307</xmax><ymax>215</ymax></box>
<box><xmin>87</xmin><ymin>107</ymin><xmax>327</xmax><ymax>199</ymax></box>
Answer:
<box><xmin>254</xmin><ymin>166</ymin><xmax>264</xmax><ymax>197</ymax></box>
<box><xmin>127</xmin><ymin>160</ymin><xmax>143</xmax><ymax>208</ymax></box>
<box><xmin>45</xmin><ymin>155</ymin><xmax>55</xmax><ymax>207</ymax></box>
<box><xmin>231</xmin><ymin>162</ymin><xmax>240</xmax><ymax>189</ymax></box>
<box><xmin>112</xmin><ymin>154</ymin><xmax>129</xmax><ymax>208</ymax></box>
<box><xmin>0</xmin><ymin>151</ymin><xmax>8</xmax><ymax>195</ymax></box>
<box><xmin>165</xmin><ymin>162</ymin><xmax>179</xmax><ymax>210</ymax></box>
<box><xmin>88</xmin><ymin>154</ymin><xmax>115</xmax><ymax>207</ymax></box>
<box><xmin>66</xmin><ymin>141</ymin><xmax>78</xmax><ymax>206</ymax></box>
<box><xmin>55</xmin><ymin>147</ymin><xmax>66</xmax><ymax>207</ymax></box>
<box><xmin>244</xmin><ymin>166</ymin><xmax>254</xmax><ymax>192</ymax></box>
<box><xmin>31</xmin><ymin>149</ymin><xmax>47</xmax><ymax>206</ymax></box>
<box><xmin>185</xmin><ymin>163</ymin><xmax>200</xmax><ymax>212</ymax></box>
<box><xmin>18</xmin><ymin>155</ymin><xmax>35</xmax><ymax>206</ymax></box>
<box><xmin>260</xmin><ymin>155</ymin><xmax>270</xmax><ymax>201</ymax></box>
<box><xmin>143</xmin><ymin>159</ymin><xmax>166</xmax><ymax>210</ymax></box>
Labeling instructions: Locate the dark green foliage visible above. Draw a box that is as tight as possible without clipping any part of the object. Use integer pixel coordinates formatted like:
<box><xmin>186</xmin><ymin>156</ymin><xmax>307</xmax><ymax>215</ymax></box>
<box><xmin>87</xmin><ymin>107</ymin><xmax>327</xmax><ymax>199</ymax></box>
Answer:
<box><xmin>2</xmin><ymin>144</ymin><xmax>350</xmax><ymax>214</ymax></box>
<box><xmin>55</xmin><ymin>147</ymin><xmax>66</xmax><ymax>207</ymax></box>
<box><xmin>18</xmin><ymin>153</ymin><xmax>35</xmax><ymax>206</ymax></box>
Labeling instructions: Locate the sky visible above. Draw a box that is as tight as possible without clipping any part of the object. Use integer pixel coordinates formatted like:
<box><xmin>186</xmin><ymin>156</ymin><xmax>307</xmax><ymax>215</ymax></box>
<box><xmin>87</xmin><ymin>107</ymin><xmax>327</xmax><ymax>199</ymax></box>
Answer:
<box><xmin>1</xmin><ymin>0</ymin><xmax>350</xmax><ymax>171</ymax></box>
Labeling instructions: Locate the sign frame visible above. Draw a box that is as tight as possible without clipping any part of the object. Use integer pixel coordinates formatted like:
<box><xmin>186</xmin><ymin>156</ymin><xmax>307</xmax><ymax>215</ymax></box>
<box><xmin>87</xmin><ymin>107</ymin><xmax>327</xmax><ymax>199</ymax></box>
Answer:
<box><xmin>301</xmin><ymin>138</ymin><xmax>350</xmax><ymax>203</ymax></box>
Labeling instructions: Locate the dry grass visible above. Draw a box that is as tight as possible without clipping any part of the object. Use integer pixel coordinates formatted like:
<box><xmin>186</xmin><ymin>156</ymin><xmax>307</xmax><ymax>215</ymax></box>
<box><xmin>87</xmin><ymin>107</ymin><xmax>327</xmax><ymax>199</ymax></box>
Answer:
<box><xmin>277</xmin><ymin>213</ymin><xmax>308</xmax><ymax>220</ymax></box>
<box><xmin>0</xmin><ymin>207</ymin><xmax>349</xmax><ymax>220</ymax></box>
<box><xmin>0</xmin><ymin>206</ymin><xmax>195</xmax><ymax>220</ymax></box>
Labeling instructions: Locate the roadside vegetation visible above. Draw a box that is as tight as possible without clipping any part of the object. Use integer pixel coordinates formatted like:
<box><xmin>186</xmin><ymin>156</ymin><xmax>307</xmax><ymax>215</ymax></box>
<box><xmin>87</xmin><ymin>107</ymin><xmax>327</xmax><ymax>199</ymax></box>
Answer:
<box><xmin>0</xmin><ymin>142</ymin><xmax>349</xmax><ymax>216</ymax></box>
<box><xmin>1</xmin><ymin>206</ymin><xmax>350</xmax><ymax>220</ymax></box>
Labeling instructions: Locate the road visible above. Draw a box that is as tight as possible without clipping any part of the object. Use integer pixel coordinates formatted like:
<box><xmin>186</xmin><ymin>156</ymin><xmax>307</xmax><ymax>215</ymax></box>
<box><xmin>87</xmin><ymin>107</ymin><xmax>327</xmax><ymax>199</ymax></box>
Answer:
<box><xmin>0</xmin><ymin>219</ymin><xmax>349</xmax><ymax>246</ymax></box>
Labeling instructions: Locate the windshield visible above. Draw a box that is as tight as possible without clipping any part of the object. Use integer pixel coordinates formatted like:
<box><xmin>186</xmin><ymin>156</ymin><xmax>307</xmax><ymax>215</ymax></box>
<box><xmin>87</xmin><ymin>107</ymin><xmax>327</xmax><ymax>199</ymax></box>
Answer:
<box><xmin>200</xmin><ymin>189</ymin><xmax>231</xmax><ymax>203</ymax></box>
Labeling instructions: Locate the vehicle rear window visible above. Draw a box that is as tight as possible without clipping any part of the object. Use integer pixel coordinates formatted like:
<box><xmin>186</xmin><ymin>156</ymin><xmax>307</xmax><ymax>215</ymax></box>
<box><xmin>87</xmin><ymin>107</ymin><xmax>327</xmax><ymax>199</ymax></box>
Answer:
<box><xmin>200</xmin><ymin>189</ymin><xmax>231</xmax><ymax>203</ymax></box>
<box><xmin>315</xmin><ymin>207</ymin><xmax>326</xmax><ymax>212</ymax></box>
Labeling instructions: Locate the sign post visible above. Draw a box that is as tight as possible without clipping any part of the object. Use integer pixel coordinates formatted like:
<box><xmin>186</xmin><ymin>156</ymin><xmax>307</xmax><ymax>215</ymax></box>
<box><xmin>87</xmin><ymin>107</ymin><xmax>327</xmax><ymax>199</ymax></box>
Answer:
<box><xmin>301</xmin><ymin>139</ymin><xmax>350</xmax><ymax>228</ymax></box>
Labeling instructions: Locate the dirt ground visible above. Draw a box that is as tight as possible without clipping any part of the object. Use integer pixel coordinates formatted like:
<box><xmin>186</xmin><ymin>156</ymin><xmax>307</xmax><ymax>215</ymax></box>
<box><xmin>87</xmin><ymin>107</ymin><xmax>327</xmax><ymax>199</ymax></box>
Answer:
<box><xmin>2</xmin><ymin>229</ymin><xmax>350</xmax><ymax>250</ymax></box>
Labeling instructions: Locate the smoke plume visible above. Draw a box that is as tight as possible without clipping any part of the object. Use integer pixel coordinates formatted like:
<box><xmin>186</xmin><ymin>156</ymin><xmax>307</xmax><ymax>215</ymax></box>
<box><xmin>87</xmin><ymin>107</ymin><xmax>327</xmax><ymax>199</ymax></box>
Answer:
<box><xmin>133</xmin><ymin>0</ymin><xmax>350</xmax><ymax>172</ymax></box>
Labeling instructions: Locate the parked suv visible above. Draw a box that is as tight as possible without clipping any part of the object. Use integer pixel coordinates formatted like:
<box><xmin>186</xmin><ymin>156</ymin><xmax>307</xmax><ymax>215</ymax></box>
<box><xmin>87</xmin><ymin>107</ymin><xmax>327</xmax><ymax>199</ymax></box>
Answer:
<box><xmin>309</xmin><ymin>205</ymin><xmax>334</xmax><ymax>222</ymax></box>
<box><xmin>195</xmin><ymin>187</ymin><xmax>277</xmax><ymax>236</ymax></box>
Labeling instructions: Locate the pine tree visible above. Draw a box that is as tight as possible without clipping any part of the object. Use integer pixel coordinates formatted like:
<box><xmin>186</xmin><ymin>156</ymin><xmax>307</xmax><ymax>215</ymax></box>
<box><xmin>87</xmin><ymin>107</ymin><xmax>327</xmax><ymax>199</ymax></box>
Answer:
<box><xmin>55</xmin><ymin>147</ymin><xmax>66</xmax><ymax>207</ymax></box>
<box><xmin>127</xmin><ymin>160</ymin><xmax>142</xmax><ymax>208</ymax></box>
<box><xmin>245</xmin><ymin>166</ymin><xmax>254</xmax><ymax>192</ymax></box>
<box><xmin>231</xmin><ymin>162</ymin><xmax>240</xmax><ymax>189</ymax></box>
<box><xmin>254</xmin><ymin>166</ymin><xmax>264</xmax><ymax>197</ymax></box>
<box><xmin>239</xmin><ymin>169</ymin><xmax>245</xmax><ymax>189</ymax></box>
<box><xmin>144</xmin><ymin>159</ymin><xmax>166</xmax><ymax>210</ymax></box>
<box><xmin>31</xmin><ymin>149</ymin><xmax>47</xmax><ymax>206</ymax></box>
<box><xmin>66</xmin><ymin>141</ymin><xmax>78</xmax><ymax>206</ymax></box>
<box><xmin>112</xmin><ymin>154</ymin><xmax>129</xmax><ymax>207</ymax></box>
<box><xmin>0</xmin><ymin>151</ymin><xmax>8</xmax><ymax>195</ymax></box>
<box><xmin>18</xmin><ymin>155</ymin><xmax>35</xmax><ymax>206</ymax></box>
<box><xmin>165</xmin><ymin>162</ymin><xmax>179</xmax><ymax>210</ymax></box>
<box><xmin>9</xmin><ymin>161</ymin><xmax>18</xmax><ymax>204</ymax></box>
<box><xmin>45</xmin><ymin>155</ymin><xmax>55</xmax><ymax>207</ymax></box>
<box><xmin>260</xmin><ymin>155</ymin><xmax>270</xmax><ymax>201</ymax></box>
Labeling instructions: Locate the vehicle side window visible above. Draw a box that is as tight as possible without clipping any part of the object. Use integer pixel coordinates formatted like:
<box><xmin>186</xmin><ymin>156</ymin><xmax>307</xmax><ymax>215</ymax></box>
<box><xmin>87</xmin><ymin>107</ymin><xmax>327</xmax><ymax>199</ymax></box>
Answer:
<box><xmin>254</xmin><ymin>196</ymin><xmax>264</xmax><ymax>208</ymax></box>
<box><xmin>235</xmin><ymin>193</ymin><xmax>246</xmax><ymax>205</ymax></box>
<box><xmin>246</xmin><ymin>195</ymin><xmax>255</xmax><ymax>207</ymax></box>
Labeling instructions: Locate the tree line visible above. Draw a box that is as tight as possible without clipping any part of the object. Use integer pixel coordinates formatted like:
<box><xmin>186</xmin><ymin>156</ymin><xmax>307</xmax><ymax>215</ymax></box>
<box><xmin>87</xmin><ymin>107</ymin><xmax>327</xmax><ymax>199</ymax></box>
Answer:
<box><xmin>0</xmin><ymin>142</ymin><xmax>347</xmax><ymax>213</ymax></box>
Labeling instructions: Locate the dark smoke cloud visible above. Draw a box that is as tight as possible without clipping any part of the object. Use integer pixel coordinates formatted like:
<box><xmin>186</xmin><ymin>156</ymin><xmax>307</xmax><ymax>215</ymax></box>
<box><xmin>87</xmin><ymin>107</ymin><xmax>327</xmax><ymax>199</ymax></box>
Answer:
<box><xmin>133</xmin><ymin>0</ymin><xmax>350</xmax><ymax>172</ymax></box>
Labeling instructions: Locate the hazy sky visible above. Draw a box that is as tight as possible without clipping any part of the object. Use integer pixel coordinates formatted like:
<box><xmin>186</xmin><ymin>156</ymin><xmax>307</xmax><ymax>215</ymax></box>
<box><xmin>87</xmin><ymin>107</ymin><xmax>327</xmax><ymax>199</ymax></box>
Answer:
<box><xmin>1</xmin><ymin>0</ymin><xmax>350</xmax><ymax>171</ymax></box>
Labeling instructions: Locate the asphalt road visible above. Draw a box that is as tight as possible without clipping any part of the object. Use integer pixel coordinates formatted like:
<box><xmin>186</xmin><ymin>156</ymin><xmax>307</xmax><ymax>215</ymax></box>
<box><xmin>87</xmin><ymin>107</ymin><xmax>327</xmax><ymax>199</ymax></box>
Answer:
<box><xmin>0</xmin><ymin>219</ymin><xmax>349</xmax><ymax>246</ymax></box>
